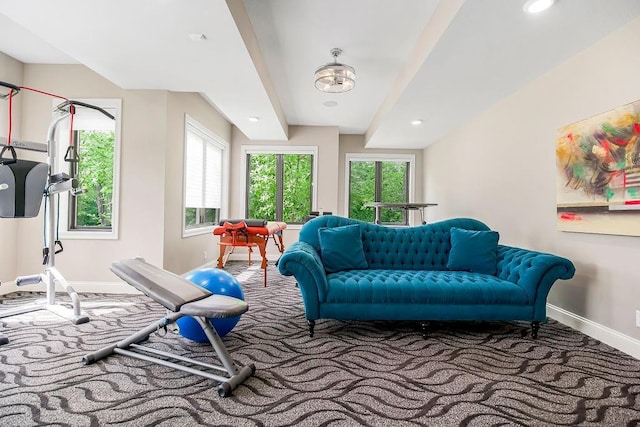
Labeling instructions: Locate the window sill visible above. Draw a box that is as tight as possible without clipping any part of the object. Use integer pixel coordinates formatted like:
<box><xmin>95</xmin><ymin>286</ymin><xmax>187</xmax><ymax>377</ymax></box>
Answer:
<box><xmin>59</xmin><ymin>230</ymin><xmax>118</xmax><ymax>240</ymax></box>
<box><xmin>183</xmin><ymin>225</ymin><xmax>215</xmax><ymax>238</ymax></box>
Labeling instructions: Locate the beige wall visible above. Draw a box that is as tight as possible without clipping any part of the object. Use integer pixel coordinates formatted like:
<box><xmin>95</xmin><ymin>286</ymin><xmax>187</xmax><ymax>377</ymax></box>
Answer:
<box><xmin>0</xmin><ymin>52</ymin><xmax>23</xmax><ymax>286</ymax></box>
<box><xmin>339</xmin><ymin>134</ymin><xmax>425</xmax><ymax>225</ymax></box>
<box><xmin>12</xmin><ymin>65</ymin><xmax>234</xmax><ymax>282</ymax></box>
<box><xmin>163</xmin><ymin>91</ymin><xmax>231</xmax><ymax>274</ymax></box>
<box><xmin>15</xmin><ymin>65</ymin><xmax>168</xmax><ymax>283</ymax></box>
<box><xmin>424</xmin><ymin>17</ymin><xmax>640</xmax><ymax>340</ymax></box>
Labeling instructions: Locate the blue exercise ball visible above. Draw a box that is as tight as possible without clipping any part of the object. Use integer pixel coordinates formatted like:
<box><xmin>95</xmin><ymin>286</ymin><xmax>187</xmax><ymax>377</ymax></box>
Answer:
<box><xmin>176</xmin><ymin>268</ymin><xmax>245</xmax><ymax>342</ymax></box>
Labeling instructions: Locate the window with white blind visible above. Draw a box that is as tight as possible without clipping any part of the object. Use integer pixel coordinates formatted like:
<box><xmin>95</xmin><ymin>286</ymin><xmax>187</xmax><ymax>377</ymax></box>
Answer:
<box><xmin>183</xmin><ymin>116</ymin><xmax>229</xmax><ymax>236</ymax></box>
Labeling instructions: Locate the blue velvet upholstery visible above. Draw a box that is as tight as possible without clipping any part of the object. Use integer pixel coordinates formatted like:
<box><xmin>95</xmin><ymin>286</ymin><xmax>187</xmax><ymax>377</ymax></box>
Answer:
<box><xmin>318</xmin><ymin>224</ymin><xmax>368</xmax><ymax>272</ymax></box>
<box><xmin>447</xmin><ymin>227</ymin><xmax>499</xmax><ymax>275</ymax></box>
<box><xmin>326</xmin><ymin>270</ymin><xmax>529</xmax><ymax>305</ymax></box>
<box><xmin>278</xmin><ymin>216</ymin><xmax>575</xmax><ymax>331</ymax></box>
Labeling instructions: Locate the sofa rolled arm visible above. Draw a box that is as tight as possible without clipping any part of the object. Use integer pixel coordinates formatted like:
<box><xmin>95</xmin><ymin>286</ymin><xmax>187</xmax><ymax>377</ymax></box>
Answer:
<box><xmin>277</xmin><ymin>241</ymin><xmax>329</xmax><ymax>320</ymax></box>
<box><xmin>496</xmin><ymin>245</ymin><xmax>576</xmax><ymax>320</ymax></box>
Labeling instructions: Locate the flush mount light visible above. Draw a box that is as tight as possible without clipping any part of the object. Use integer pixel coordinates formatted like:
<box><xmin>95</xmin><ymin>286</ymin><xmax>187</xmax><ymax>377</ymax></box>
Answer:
<box><xmin>314</xmin><ymin>48</ymin><xmax>356</xmax><ymax>93</ymax></box>
<box><xmin>248</xmin><ymin>116</ymin><xmax>260</xmax><ymax>122</ymax></box>
<box><xmin>410</xmin><ymin>119</ymin><xmax>423</xmax><ymax>126</ymax></box>
<box><xmin>523</xmin><ymin>0</ymin><xmax>555</xmax><ymax>14</ymax></box>
<box><xmin>188</xmin><ymin>33</ymin><xmax>207</xmax><ymax>42</ymax></box>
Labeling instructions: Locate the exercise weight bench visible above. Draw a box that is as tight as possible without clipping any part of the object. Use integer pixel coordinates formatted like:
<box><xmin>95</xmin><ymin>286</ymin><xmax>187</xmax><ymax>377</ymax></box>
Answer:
<box><xmin>82</xmin><ymin>258</ymin><xmax>255</xmax><ymax>397</ymax></box>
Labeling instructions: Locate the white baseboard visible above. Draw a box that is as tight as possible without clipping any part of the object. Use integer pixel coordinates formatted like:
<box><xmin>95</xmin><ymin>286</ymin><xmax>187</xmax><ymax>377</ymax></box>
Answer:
<box><xmin>197</xmin><ymin>260</ymin><xmax>219</xmax><ymax>269</ymax></box>
<box><xmin>1</xmin><ymin>280</ymin><xmax>143</xmax><ymax>295</ymax></box>
<box><xmin>68</xmin><ymin>281</ymin><xmax>144</xmax><ymax>295</ymax></box>
<box><xmin>547</xmin><ymin>303</ymin><xmax>640</xmax><ymax>360</ymax></box>
<box><xmin>1</xmin><ymin>261</ymin><xmax>230</xmax><ymax>297</ymax></box>
<box><xmin>4</xmin><ymin>281</ymin><xmax>638</xmax><ymax>360</ymax></box>
<box><xmin>0</xmin><ymin>281</ymin><xmax>17</xmax><ymax>296</ymax></box>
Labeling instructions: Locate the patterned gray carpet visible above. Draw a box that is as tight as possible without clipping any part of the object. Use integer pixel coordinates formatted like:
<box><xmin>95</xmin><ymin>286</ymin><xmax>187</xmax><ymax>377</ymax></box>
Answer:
<box><xmin>1</xmin><ymin>262</ymin><xmax>639</xmax><ymax>426</ymax></box>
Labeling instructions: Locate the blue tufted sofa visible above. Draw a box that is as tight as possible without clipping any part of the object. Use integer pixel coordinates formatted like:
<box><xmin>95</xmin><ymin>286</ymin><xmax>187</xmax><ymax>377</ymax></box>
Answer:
<box><xmin>277</xmin><ymin>216</ymin><xmax>575</xmax><ymax>338</ymax></box>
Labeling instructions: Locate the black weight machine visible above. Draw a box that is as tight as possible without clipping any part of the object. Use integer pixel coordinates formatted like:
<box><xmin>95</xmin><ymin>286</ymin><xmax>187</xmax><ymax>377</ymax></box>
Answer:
<box><xmin>0</xmin><ymin>80</ymin><xmax>114</xmax><ymax>345</ymax></box>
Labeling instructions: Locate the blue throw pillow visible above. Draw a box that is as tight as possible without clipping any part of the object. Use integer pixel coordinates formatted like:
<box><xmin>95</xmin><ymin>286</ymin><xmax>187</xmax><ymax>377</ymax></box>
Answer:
<box><xmin>447</xmin><ymin>227</ymin><xmax>499</xmax><ymax>275</ymax></box>
<box><xmin>318</xmin><ymin>224</ymin><xmax>368</xmax><ymax>273</ymax></box>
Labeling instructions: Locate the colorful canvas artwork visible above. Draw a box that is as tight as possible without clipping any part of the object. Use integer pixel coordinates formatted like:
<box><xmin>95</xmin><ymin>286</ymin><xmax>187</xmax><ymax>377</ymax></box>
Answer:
<box><xmin>556</xmin><ymin>100</ymin><xmax>640</xmax><ymax>236</ymax></box>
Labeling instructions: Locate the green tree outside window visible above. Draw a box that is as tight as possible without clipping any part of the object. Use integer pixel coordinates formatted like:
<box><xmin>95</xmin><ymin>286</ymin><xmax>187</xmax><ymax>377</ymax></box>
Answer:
<box><xmin>72</xmin><ymin>130</ymin><xmax>115</xmax><ymax>228</ymax></box>
<box><xmin>349</xmin><ymin>160</ymin><xmax>409</xmax><ymax>224</ymax></box>
<box><xmin>247</xmin><ymin>153</ymin><xmax>313</xmax><ymax>223</ymax></box>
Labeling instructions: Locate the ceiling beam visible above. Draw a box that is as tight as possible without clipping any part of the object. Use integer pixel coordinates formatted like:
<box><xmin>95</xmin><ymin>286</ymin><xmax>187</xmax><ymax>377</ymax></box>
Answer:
<box><xmin>365</xmin><ymin>0</ymin><xmax>465</xmax><ymax>147</ymax></box>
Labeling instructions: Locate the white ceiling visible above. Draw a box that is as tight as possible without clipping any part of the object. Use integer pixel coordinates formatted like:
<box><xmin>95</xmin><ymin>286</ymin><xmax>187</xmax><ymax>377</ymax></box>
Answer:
<box><xmin>1</xmin><ymin>0</ymin><xmax>639</xmax><ymax>149</ymax></box>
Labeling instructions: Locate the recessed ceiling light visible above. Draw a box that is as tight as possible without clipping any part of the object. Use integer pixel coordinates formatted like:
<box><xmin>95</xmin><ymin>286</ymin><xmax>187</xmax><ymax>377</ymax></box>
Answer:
<box><xmin>188</xmin><ymin>33</ymin><xmax>207</xmax><ymax>42</ymax></box>
<box><xmin>410</xmin><ymin>119</ymin><xmax>423</xmax><ymax>126</ymax></box>
<box><xmin>323</xmin><ymin>101</ymin><xmax>338</xmax><ymax>108</ymax></box>
<box><xmin>248</xmin><ymin>116</ymin><xmax>260</xmax><ymax>122</ymax></box>
<box><xmin>523</xmin><ymin>0</ymin><xmax>555</xmax><ymax>14</ymax></box>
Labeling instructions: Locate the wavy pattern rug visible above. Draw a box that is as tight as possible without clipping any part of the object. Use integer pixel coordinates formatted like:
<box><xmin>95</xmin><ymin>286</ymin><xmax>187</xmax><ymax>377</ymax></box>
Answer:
<box><xmin>1</xmin><ymin>262</ymin><xmax>640</xmax><ymax>426</ymax></box>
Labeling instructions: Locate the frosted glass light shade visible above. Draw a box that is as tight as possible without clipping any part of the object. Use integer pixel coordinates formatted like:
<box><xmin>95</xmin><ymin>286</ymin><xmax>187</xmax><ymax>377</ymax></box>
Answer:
<box><xmin>314</xmin><ymin>63</ymin><xmax>356</xmax><ymax>93</ymax></box>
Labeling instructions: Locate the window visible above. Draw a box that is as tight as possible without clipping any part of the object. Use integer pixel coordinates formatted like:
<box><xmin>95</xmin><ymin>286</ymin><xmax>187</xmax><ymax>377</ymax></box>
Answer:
<box><xmin>242</xmin><ymin>146</ymin><xmax>317</xmax><ymax>224</ymax></box>
<box><xmin>346</xmin><ymin>154</ymin><xmax>414</xmax><ymax>225</ymax></box>
<box><xmin>57</xmin><ymin>99</ymin><xmax>121</xmax><ymax>239</ymax></box>
<box><xmin>69</xmin><ymin>129</ymin><xmax>115</xmax><ymax>229</ymax></box>
<box><xmin>183</xmin><ymin>116</ymin><xmax>229</xmax><ymax>236</ymax></box>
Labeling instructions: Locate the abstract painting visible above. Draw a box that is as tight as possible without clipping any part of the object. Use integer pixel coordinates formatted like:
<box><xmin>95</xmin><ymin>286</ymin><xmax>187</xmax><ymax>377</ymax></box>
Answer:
<box><xmin>556</xmin><ymin>100</ymin><xmax>640</xmax><ymax>236</ymax></box>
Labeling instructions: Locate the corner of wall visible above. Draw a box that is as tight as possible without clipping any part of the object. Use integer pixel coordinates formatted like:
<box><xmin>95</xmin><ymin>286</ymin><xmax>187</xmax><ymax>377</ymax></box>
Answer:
<box><xmin>0</xmin><ymin>51</ymin><xmax>24</xmax><ymax>284</ymax></box>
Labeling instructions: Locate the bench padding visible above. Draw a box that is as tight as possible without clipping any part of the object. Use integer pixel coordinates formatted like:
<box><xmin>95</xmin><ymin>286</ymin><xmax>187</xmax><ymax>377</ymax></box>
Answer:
<box><xmin>219</xmin><ymin>218</ymin><xmax>267</xmax><ymax>227</ymax></box>
<box><xmin>111</xmin><ymin>259</ymin><xmax>212</xmax><ymax>312</ymax></box>
<box><xmin>86</xmin><ymin>258</ymin><xmax>254</xmax><ymax>398</ymax></box>
<box><xmin>180</xmin><ymin>294</ymin><xmax>248</xmax><ymax>318</ymax></box>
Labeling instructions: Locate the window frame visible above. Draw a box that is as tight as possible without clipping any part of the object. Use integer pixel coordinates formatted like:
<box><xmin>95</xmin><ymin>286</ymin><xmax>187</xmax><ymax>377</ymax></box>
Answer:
<box><xmin>240</xmin><ymin>145</ymin><xmax>318</xmax><ymax>226</ymax></box>
<box><xmin>344</xmin><ymin>153</ymin><xmax>415</xmax><ymax>225</ymax></box>
<box><xmin>55</xmin><ymin>98</ymin><xmax>122</xmax><ymax>240</ymax></box>
<box><xmin>182</xmin><ymin>115</ymin><xmax>230</xmax><ymax>238</ymax></box>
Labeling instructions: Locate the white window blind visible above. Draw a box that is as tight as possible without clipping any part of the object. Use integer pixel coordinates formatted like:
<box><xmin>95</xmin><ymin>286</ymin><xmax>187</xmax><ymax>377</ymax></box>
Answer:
<box><xmin>205</xmin><ymin>142</ymin><xmax>222</xmax><ymax>208</ymax></box>
<box><xmin>185</xmin><ymin>124</ymin><xmax>223</xmax><ymax>209</ymax></box>
<box><xmin>72</xmin><ymin>107</ymin><xmax>116</xmax><ymax>131</ymax></box>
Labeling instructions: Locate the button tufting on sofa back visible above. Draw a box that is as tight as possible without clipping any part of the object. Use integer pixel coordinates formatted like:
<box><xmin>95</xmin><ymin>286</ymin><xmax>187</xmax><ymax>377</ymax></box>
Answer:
<box><xmin>496</xmin><ymin>246</ymin><xmax>534</xmax><ymax>283</ymax></box>
<box><xmin>299</xmin><ymin>215</ymin><xmax>491</xmax><ymax>271</ymax></box>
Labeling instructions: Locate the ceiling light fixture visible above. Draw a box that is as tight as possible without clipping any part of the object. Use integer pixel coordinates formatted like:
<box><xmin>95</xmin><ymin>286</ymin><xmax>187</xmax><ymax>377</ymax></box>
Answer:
<box><xmin>314</xmin><ymin>48</ymin><xmax>356</xmax><ymax>93</ymax></box>
<box><xmin>410</xmin><ymin>119</ymin><xmax>423</xmax><ymax>126</ymax></box>
<box><xmin>248</xmin><ymin>116</ymin><xmax>260</xmax><ymax>122</ymax></box>
<box><xmin>523</xmin><ymin>0</ymin><xmax>555</xmax><ymax>14</ymax></box>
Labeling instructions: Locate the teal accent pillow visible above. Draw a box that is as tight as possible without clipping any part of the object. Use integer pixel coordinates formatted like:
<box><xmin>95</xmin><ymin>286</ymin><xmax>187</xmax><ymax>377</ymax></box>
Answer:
<box><xmin>318</xmin><ymin>224</ymin><xmax>368</xmax><ymax>273</ymax></box>
<box><xmin>447</xmin><ymin>227</ymin><xmax>499</xmax><ymax>275</ymax></box>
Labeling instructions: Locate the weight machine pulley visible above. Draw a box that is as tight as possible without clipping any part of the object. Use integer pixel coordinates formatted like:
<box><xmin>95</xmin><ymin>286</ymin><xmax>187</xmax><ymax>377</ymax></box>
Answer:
<box><xmin>0</xmin><ymin>80</ymin><xmax>114</xmax><ymax>345</ymax></box>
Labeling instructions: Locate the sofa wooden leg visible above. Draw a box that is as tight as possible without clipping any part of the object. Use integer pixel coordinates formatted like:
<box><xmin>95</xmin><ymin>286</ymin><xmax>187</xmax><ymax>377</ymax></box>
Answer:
<box><xmin>531</xmin><ymin>321</ymin><xmax>540</xmax><ymax>339</ymax></box>
<box><xmin>420</xmin><ymin>321</ymin><xmax>430</xmax><ymax>339</ymax></box>
<box><xmin>308</xmin><ymin>319</ymin><xmax>315</xmax><ymax>337</ymax></box>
